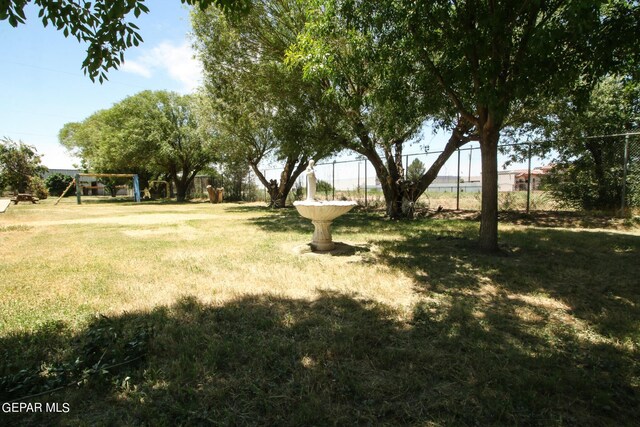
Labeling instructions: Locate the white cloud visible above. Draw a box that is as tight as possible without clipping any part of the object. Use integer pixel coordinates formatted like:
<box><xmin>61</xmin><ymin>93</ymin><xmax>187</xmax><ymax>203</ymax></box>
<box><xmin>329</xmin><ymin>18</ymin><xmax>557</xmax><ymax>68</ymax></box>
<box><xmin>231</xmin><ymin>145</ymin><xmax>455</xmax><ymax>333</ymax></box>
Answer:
<box><xmin>120</xmin><ymin>60</ymin><xmax>153</xmax><ymax>78</ymax></box>
<box><xmin>121</xmin><ymin>41</ymin><xmax>203</xmax><ymax>93</ymax></box>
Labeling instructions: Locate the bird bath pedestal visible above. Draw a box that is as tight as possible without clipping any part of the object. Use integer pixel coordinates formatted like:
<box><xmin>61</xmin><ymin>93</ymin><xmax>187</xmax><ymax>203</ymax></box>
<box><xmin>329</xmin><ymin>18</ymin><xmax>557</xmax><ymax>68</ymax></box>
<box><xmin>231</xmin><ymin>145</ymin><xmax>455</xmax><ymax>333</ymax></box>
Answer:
<box><xmin>293</xmin><ymin>200</ymin><xmax>357</xmax><ymax>251</ymax></box>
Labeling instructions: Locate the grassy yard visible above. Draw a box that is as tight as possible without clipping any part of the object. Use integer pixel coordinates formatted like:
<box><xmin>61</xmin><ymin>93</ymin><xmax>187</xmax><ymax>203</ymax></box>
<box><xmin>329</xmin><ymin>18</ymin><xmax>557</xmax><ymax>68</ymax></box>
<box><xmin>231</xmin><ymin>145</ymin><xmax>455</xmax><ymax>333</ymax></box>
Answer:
<box><xmin>1</xmin><ymin>197</ymin><xmax>639</xmax><ymax>425</ymax></box>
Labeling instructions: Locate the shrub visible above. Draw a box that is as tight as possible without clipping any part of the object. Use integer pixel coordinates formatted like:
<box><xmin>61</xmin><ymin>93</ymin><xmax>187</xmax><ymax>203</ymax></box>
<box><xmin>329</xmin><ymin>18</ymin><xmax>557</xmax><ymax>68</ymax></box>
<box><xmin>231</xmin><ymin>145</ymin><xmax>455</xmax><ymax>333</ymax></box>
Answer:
<box><xmin>28</xmin><ymin>176</ymin><xmax>49</xmax><ymax>199</ymax></box>
<box><xmin>45</xmin><ymin>173</ymin><xmax>74</xmax><ymax>197</ymax></box>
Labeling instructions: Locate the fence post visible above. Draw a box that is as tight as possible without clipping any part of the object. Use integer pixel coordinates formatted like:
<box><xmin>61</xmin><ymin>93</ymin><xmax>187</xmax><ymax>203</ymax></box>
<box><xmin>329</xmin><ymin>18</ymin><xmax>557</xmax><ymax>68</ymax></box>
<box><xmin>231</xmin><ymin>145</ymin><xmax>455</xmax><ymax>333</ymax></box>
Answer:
<box><xmin>332</xmin><ymin>160</ymin><xmax>336</xmax><ymax>200</ymax></box>
<box><xmin>405</xmin><ymin>154</ymin><xmax>409</xmax><ymax>179</ymax></box>
<box><xmin>456</xmin><ymin>148</ymin><xmax>461</xmax><ymax>210</ymax></box>
<box><xmin>526</xmin><ymin>142</ymin><xmax>532</xmax><ymax>213</ymax></box>
<box><xmin>75</xmin><ymin>173</ymin><xmax>81</xmax><ymax>204</ymax></box>
<box><xmin>364</xmin><ymin>160</ymin><xmax>368</xmax><ymax>207</ymax></box>
<box><xmin>621</xmin><ymin>134</ymin><xmax>630</xmax><ymax>214</ymax></box>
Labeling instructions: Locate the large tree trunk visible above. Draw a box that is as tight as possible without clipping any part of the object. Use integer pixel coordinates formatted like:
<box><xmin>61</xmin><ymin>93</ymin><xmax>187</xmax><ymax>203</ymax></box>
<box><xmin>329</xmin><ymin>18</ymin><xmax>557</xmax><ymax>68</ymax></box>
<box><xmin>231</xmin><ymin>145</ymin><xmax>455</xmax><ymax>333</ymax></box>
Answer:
<box><xmin>250</xmin><ymin>156</ymin><xmax>308</xmax><ymax>208</ymax></box>
<box><xmin>381</xmin><ymin>178</ymin><xmax>404</xmax><ymax>219</ymax></box>
<box><xmin>415</xmin><ymin>120</ymin><xmax>472</xmax><ymax>201</ymax></box>
<box><xmin>175</xmin><ymin>180</ymin><xmax>188</xmax><ymax>202</ymax></box>
<box><xmin>175</xmin><ymin>170</ymin><xmax>197</xmax><ymax>203</ymax></box>
<box><xmin>479</xmin><ymin>128</ymin><xmax>500</xmax><ymax>252</ymax></box>
<box><xmin>360</xmin><ymin>145</ymin><xmax>404</xmax><ymax>218</ymax></box>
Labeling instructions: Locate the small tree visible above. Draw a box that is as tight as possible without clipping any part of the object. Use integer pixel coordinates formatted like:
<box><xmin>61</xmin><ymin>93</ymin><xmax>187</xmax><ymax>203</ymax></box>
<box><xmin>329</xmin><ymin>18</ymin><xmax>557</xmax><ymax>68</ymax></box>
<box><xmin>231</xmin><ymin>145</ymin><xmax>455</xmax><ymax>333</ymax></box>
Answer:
<box><xmin>28</xmin><ymin>176</ymin><xmax>49</xmax><ymax>199</ymax></box>
<box><xmin>45</xmin><ymin>173</ymin><xmax>74</xmax><ymax>196</ymax></box>
<box><xmin>0</xmin><ymin>137</ymin><xmax>47</xmax><ymax>194</ymax></box>
<box><xmin>406</xmin><ymin>159</ymin><xmax>426</xmax><ymax>183</ymax></box>
<box><xmin>99</xmin><ymin>177</ymin><xmax>129</xmax><ymax>197</ymax></box>
<box><xmin>317</xmin><ymin>179</ymin><xmax>333</xmax><ymax>199</ymax></box>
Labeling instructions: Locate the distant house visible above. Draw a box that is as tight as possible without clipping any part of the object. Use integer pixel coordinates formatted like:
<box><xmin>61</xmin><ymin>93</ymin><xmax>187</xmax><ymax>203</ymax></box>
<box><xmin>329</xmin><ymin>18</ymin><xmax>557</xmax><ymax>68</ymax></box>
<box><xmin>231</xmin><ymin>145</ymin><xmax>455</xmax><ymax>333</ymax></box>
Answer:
<box><xmin>42</xmin><ymin>169</ymin><xmax>129</xmax><ymax>196</ymax></box>
<box><xmin>498</xmin><ymin>165</ymin><xmax>553</xmax><ymax>192</ymax></box>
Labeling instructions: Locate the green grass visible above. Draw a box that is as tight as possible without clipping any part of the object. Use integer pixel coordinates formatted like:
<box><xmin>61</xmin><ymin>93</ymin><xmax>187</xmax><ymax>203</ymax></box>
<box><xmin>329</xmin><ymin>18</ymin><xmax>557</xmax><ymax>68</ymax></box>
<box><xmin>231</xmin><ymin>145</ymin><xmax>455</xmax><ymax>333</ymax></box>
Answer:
<box><xmin>1</xmin><ymin>198</ymin><xmax>639</xmax><ymax>425</ymax></box>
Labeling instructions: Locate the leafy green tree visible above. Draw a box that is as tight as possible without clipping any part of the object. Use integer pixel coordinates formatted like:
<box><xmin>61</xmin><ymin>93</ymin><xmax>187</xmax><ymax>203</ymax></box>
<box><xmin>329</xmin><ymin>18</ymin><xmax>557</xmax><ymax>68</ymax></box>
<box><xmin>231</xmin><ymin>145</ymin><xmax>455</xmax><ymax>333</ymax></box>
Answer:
<box><xmin>0</xmin><ymin>137</ymin><xmax>48</xmax><ymax>194</ymax></box>
<box><xmin>192</xmin><ymin>0</ymin><xmax>343</xmax><ymax>208</ymax></box>
<box><xmin>99</xmin><ymin>177</ymin><xmax>129</xmax><ymax>198</ymax></box>
<box><xmin>289</xmin><ymin>1</ymin><xmax>477</xmax><ymax>219</ymax></box>
<box><xmin>28</xmin><ymin>176</ymin><xmax>49</xmax><ymax>199</ymax></box>
<box><xmin>523</xmin><ymin>76</ymin><xmax>639</xmax><ymax>210</ymax></box>
<box><xmin>218</xmin><ymin>158</ymin><xmax>254</xmax><ymax>201</ymax></box>
<box><xmin>406</xmin><ymin>159</ymin><xmax>426</xmax><ymax>183</ymax></box>
<box><xmin>346</xmin><ymin>0</ymin><xmax>639</xmax><ymax>250</ymax></box>
<box><xmin>1</xmin><ymin>0</ymin><xmax>249</xmax><ymax>82</ymax></box>
<box><xmin>60</xmin><ymin>91</ymin><xmax>217</xmax><ymax>202</ymax></box>
<box><xmin>45</xmin><ymin>172</ymin><xmax>74</xmax><ymax>196</ymax></box>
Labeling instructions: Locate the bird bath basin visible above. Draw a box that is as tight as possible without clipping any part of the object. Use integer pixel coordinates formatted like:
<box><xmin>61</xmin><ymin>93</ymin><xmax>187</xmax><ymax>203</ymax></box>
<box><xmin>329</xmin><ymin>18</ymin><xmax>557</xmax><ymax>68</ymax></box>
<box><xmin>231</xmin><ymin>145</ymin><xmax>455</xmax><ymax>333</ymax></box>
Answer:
<box><xmin>293</xmin><ymin>200</ymin><xmax>357</xmax><ymax>251</ymax></box>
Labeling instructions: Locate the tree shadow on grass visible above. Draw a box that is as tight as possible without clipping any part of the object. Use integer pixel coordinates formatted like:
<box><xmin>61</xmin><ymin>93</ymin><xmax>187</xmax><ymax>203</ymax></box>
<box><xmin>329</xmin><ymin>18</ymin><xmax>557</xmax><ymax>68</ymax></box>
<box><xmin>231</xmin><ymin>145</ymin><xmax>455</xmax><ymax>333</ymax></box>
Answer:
<box><xmin>224</xmin><ymin>205</ymin><xmax>310</xmax><ymax>233</ymax></box>
<box><xmin>370</xmin><ymin>225</ymin><xmax>640</xmax><ymax>338</ymax></box>
<box><xmin>293</xmin><ymin>241</ymin><xmax>372</xmax><ymax>257</ymax></box>
<box><xmin>235</xmin><ymin>206</ymin><xmax>431</xmax><ymax>236</ymax></box>
<box><xmin>1</xmin><ymin>290</ymin><xmax>638</xmax><ymax>426</ymax></box>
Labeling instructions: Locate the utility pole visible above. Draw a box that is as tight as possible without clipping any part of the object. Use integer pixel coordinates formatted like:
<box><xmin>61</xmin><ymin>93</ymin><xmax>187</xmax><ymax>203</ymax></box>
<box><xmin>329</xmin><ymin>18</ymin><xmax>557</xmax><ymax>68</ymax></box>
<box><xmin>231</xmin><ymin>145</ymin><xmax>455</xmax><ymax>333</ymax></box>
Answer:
<box><xmin>526</xmin><ymin>142</ymin><xmax>532</xmax><ymax>213</ymax></box>
<box><xmin>621</xmin><ymin>134</ymin><xmax>630</xmax><ymax>215</ymax></box>
<box><xmin>332</xmin><ymin>160</ymin><xmax>336</xmax><ymax>200</ymax></box>
<box><xmin>456</xmin><ymin>149</ymin><xmax>461</xmax><ymax>210</ymax></box>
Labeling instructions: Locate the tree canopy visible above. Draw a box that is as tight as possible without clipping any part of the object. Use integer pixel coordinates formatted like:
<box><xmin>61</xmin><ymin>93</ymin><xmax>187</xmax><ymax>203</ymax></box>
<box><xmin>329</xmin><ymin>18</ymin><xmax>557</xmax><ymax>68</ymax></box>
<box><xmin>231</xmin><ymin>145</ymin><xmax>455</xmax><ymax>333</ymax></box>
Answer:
<box><xmin>286</xmin><ymin>0</ymin><xmax>478</xmax><ymax>218</ymax></box>
<box><xmin>307</xmin><ymin>0</ymin><xmax>637</xmax><ymax>249</ymax></box>
<box><xmin>516</xmin><ymin>76</ymin><xmax>640</xmax><ymax>210</ymax></box>
<box><xmin>60</xmin><ymin>90</ymin><xmax>217</xmax><ymax>201</ymax></box>
<box><xmin>192</xmin><ymin>0</ymin><xmax>344</xmax><ymax>207</ymax></box>
<box><xmin>0</xmin><ymin>0</ymin><xmax>249</xmax><ymax>81</ymax></box>
<box><xmin>0</xmin><ymin>137</ymin><xmax>48</xmax><ymax>194</ymax></box>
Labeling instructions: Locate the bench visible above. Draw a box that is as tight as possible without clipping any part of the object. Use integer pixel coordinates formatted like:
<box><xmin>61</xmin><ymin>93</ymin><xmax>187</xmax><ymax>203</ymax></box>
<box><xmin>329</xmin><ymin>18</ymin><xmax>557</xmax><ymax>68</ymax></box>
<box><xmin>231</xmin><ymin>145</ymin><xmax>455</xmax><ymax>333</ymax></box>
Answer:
<box><xmin>11</xmin><ymin>194</ymin><xmax>39</xmax><ymax>204</ymax></box>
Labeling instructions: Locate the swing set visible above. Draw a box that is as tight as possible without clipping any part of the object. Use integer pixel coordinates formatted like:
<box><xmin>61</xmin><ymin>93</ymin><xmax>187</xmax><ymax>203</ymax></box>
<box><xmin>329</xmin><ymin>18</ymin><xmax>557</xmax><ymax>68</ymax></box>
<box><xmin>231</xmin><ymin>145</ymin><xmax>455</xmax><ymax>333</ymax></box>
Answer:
<box><xmin>54</xmin><ymin>173</ymin><xmax>141</xmax><ymax>205</ymax></box>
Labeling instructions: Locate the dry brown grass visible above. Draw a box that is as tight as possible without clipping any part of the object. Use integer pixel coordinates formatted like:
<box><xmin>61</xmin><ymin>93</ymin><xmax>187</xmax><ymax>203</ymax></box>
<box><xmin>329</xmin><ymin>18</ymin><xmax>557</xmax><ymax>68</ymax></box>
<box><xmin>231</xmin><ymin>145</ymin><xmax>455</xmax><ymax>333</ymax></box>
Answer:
<box><xmin>0</xmin><ymin>198</ymin><xmax>419</xmax><ymax>333</ymax></box>
<box><xmin>1</xmin><ymin>197</ymin><xmax>639</xmax><ymax>425</ymax></box>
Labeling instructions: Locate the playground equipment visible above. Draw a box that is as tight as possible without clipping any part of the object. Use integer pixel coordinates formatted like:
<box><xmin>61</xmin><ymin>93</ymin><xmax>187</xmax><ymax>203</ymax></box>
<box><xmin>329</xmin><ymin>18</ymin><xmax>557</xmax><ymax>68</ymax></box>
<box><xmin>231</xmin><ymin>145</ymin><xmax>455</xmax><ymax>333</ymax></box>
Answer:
<box><xmin>54</xmin><ymin>178</ymin><xmax>76</xmax><ymax>205</ymax></box>
<box><xmin>54</xmin><ymin>173</ymin><xmax>141</xmax><ymax>204</ymax></box>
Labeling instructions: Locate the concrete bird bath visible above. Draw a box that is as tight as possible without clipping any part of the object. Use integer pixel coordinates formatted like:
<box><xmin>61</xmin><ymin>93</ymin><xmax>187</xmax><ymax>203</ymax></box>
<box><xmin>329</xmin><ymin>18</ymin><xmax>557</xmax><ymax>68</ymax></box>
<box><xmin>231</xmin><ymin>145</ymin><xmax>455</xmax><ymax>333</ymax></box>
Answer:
<box><xmin>293</xmin><ymin>161</ymin><xmax>357</xmax><ymax>251</ymax></box>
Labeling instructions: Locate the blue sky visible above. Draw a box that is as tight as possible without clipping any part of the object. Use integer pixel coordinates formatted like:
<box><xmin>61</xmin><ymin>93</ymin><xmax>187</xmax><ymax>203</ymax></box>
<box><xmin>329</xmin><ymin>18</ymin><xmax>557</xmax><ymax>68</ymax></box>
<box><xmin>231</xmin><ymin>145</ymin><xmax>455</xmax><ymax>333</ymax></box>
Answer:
<box><xmin>0</xmin><ymin>1</ymin><xmax>201</xmax><ymax>169</ymax></box>
<box><xmin>0</xmin><ymin>2</ymin><xmax>538</xmax><ymax>177</ymax></box>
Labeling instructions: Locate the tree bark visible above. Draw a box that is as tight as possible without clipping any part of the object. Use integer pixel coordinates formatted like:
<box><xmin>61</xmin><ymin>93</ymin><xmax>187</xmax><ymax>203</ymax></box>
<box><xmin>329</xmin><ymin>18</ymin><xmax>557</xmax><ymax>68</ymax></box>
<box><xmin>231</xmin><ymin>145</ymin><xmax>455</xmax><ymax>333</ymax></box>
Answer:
<box><xmin>360</xmin><ymin>145</ymin><xmax>404</xmax><ymax>218</ymax></box>
<box><xmin>175</xmin><ymin>180</ymin><xmax>189</xmax><ymax>202</ymax></box>
<box><xmin>479</xmin><ymin>128</ymin><xmax>500</xmax><ymax>252</ymax></box>
<box><xmin>250</xmin><ymin>156</ymin><xmax>309</xmax><ymax>208</ymax></box>
<box><xmin>415</xmin><ymin>121</ymin><xmax>472</xmax><ymax>196</ymax></box>
<box><xmin>175</xmin><ymin>170</ymin><xmax>197</xmax><ymax>203</ymax></box>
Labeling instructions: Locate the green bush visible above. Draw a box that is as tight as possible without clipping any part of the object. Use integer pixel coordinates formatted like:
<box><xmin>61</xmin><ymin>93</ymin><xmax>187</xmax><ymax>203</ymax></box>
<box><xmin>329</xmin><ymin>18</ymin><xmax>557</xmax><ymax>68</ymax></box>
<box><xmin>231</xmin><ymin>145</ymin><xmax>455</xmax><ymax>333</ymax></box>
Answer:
<box><xmin>28</xmin><ymin>176</ymin><xmax>49</xmax><ymax>199</ymax></box>
<box><xmin>317</xmin><ymin>179</ymin><xmax>333</xmax><ymax>198</ymax></box>
<box><xmin>45</xmin><ymin>173</ymin><xmax>74</xmax><ymax>197</ymax></box>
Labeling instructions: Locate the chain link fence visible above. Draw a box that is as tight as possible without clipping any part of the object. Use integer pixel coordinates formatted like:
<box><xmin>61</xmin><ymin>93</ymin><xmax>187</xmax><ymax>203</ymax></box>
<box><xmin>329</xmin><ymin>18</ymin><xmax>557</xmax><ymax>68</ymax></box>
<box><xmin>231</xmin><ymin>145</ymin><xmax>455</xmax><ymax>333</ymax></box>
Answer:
<box><xmin>222</xmin><ymin>132</ymin><xmax>639</xmax><ymax>214</ymax></box>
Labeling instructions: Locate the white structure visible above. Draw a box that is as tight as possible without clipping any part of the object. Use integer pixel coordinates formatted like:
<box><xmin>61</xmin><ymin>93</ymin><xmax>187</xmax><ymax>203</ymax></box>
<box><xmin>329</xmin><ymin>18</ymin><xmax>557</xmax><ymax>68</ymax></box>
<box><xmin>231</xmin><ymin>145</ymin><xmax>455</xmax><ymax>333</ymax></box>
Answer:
<box><xmin>305</xmin><ymin>161</ymin><xmax>317</xmax><ymax>201</ymax></box>
<box><xmin>293</xmin><ymin>161</ymin><xmax>357</xmax><ymax>251</ymax></box>
<box><xmin>293</xmin><ymin>200</ymin><xmax>357</xmax><ymax>251</ymax></box>
<box><xmin>498</xmin><ymin>166</ymin><xmax>552</xmax><ymax>192</ymax></box>
<box><xmin>43</xmin><ymin>169</ymin><xmax>130</xmax><ymax>196</ymax></box>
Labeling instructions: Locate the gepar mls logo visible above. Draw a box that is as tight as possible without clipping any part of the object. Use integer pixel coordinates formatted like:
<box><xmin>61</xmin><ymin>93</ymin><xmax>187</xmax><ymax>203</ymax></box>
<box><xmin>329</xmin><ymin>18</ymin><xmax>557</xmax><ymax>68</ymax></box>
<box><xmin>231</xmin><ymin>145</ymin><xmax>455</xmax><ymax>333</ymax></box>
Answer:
<box><xmin>2</xmin><ymin>402</ymin><xmax>70</xmax><ymax>413</ymax></box>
